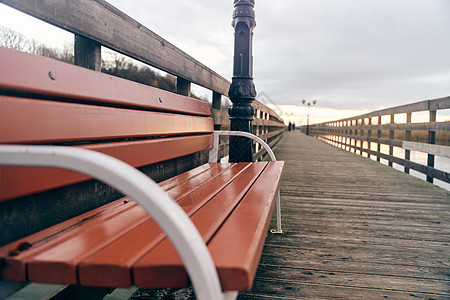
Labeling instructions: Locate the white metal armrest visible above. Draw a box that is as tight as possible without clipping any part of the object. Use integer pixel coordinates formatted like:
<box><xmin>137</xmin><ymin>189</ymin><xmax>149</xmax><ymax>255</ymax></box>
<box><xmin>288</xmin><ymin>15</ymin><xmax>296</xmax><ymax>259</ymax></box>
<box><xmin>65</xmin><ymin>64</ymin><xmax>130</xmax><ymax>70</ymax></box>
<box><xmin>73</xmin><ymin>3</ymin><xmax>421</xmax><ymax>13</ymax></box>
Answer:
<box><xmin>209</xmin><ymin>131</ymin><xmax>282</xmax><ymax>234</ymax></box>
<box><xmin>0</xmin><ymin>145</ymin><xmax>233</xmax><ymax>300</ymax></box>
<box><xmin>209</xmin><ymin>130</ymin><xmax>277</xmax><ymax>163</ymax></box>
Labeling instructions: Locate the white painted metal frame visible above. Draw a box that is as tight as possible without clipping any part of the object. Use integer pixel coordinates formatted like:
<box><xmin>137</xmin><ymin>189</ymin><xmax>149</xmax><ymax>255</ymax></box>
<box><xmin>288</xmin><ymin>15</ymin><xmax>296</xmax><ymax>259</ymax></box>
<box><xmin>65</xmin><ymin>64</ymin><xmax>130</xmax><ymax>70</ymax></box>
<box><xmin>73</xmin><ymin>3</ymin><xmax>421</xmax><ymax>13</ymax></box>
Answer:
<box><xmin>209</xmin><ymin>131</ymin><xmax>282</xmax><ymax>234</ymax></box>
<box><xmin>0</xmin><ymin>145</ymin><xmax>238</xmax><ymax>300</ymax></box>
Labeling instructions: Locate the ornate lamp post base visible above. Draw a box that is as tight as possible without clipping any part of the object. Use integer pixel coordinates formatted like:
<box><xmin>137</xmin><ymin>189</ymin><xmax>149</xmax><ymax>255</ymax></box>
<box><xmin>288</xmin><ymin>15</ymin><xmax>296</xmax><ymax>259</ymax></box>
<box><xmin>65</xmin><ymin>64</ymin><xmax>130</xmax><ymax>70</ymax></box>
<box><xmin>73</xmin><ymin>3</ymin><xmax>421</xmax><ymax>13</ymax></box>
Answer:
<box><xmin>228</xmin><ymin>0</ymin><xmax>257</xmax><ymax>163</ymax></box>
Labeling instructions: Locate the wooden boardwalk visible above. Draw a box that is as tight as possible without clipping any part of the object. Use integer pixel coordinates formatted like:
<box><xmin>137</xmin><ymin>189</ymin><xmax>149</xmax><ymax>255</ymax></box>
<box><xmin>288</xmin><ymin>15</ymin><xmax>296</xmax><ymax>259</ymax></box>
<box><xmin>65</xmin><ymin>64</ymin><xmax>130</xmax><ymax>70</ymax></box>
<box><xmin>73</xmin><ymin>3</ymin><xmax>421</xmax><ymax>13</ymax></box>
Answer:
<box><xmin>9</xmin><ymin>131</ymin><xmax>448</xmax><ymax>299</ymax></box>
<box><xmin>238</xmin><ymin>131</ymin><xmax>449</xmax><ymax>299</ymax></box>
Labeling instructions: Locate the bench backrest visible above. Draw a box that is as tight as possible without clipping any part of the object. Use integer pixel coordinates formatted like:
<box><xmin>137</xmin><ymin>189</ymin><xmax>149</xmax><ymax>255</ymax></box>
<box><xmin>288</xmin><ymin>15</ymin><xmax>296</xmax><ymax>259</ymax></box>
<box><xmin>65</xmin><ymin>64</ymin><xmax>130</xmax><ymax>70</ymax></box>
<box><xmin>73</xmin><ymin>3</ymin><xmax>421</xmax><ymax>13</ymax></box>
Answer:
<box><xmin>0</xmin><ymin>47</ymin><xmax>214</xmax><ymax>244</ymax></box>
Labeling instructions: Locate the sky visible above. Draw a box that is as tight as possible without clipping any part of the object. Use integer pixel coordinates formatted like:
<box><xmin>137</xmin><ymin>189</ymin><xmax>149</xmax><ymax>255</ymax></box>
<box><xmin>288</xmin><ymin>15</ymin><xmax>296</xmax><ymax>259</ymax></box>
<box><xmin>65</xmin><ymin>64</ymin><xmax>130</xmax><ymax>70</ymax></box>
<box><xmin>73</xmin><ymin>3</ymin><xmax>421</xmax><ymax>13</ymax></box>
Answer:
<box><xmin>1</xmin><ymin>1</ymin><xmax>449</xmax><ymax>124</ymax></box>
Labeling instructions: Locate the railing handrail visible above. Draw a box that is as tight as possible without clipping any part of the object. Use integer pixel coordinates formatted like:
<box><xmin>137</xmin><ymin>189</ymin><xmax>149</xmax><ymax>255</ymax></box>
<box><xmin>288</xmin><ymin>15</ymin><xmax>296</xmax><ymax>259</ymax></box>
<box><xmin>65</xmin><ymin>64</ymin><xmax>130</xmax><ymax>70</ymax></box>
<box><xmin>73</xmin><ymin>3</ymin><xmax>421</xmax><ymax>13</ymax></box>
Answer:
<box><xmin>302</xmin><ymin>96</ymin><xmax>450</xmax><ymax>186</ymax></box>
<box><xmin>315</xmin><ymin>96</ymin><xmax>450</xmax><ymax>126</ymax></box>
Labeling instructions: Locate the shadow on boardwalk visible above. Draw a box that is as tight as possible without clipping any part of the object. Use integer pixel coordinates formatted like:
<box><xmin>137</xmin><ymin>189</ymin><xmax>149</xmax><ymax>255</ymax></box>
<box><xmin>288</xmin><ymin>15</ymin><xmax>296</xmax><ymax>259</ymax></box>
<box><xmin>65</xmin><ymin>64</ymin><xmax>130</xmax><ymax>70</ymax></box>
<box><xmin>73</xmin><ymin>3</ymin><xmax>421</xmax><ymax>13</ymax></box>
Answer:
<box><xmin>239</xmin><ymin>131</ymin><xmax>449</xmax><ymax>299</ymax></box>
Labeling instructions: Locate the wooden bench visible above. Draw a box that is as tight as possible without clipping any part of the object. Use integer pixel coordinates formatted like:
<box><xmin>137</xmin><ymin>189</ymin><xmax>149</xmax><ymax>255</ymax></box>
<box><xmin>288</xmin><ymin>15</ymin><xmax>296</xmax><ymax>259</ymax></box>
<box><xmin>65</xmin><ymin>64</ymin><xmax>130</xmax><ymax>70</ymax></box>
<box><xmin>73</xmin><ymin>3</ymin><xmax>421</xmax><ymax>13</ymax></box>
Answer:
<box><xmin>0</xmin><ymin>47</ymin><xmax>284</xmax><ymax>299</ymax></box>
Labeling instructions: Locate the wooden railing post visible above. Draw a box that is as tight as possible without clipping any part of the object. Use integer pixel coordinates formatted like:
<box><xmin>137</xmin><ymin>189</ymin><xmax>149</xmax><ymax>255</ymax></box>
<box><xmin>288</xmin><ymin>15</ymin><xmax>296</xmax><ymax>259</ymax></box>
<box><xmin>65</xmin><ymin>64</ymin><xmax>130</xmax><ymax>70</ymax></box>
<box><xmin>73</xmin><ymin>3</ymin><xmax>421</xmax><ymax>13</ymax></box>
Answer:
<box><xmin>427</xmin><ymin>109</ymin><xmax>437</xmax><ymax>183</ymax></box>
<box><xmin>74</xmin><ymin>34</ymin><xmax>101</xmax><ymax>71</ymax></box>
<box><xmin>176</xmin><ymin>77</ymin><xmax>191</xmax><ymax>97</ymax></box>
<box><xmin>212</xmin><ymin>91</ymin><xmax>222</xmax><ymax>130</ymax></box>
<box><xmin>212</xmin><ymin>91</ymin><xmax>221</xmax><ymax>110</ymax></box>
<box><xmin>228</xmin><ymin>0</ymin><xmax>257</xmax><ymax>162</ymax></box>
<box><xmin>389</xmin><ymin>114</ymin><xmax>395</xmax><ymax>167</ymax></box>
<box><xmin>367</xmin><ymin>117</ymin><xmax>372</xmax><ymax>158</ymax></box>
<box><xmin>405</xmin><ymin>112</ymin><xmax>412</xmax><ymax>174</ymax></box>
<box><xmin>377</xmin><ymin>116</ymin><xmax>382</xmax><ymax>162</ymax></box>
<box><xmin>360</xmin><ymin>118</ymin><xmax>364</xmax><ymax>156</ymax></box>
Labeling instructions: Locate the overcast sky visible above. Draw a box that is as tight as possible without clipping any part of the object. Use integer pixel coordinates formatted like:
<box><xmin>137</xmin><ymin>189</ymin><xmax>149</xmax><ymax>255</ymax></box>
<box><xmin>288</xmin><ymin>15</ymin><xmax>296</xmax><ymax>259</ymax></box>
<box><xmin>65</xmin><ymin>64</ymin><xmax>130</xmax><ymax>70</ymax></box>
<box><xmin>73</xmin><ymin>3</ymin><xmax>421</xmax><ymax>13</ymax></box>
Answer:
<box><xmin>1</xmin><ymin>0</ymin><xmax>449</xmax><ymax>115</ymax></box>
<box><xmin>105</xmin><ymin>0</ymin><xmax>450</xmax><ymax>111</ymax></box>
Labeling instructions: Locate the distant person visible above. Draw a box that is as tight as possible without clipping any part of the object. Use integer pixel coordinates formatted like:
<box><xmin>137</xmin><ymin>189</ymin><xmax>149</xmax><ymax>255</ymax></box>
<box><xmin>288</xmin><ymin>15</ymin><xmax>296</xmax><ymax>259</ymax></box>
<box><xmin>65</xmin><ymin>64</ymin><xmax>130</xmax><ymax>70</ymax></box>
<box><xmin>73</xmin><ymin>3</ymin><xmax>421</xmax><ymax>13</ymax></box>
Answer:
<box><xmin>292</xmin><ymin>123</ymin><xmax>295</xmax><ymax>131</ymax></box>
<box><xmin>288</xmin><ymin>122</ymin><xmax>292</xmax><ymax>131</ymax></box>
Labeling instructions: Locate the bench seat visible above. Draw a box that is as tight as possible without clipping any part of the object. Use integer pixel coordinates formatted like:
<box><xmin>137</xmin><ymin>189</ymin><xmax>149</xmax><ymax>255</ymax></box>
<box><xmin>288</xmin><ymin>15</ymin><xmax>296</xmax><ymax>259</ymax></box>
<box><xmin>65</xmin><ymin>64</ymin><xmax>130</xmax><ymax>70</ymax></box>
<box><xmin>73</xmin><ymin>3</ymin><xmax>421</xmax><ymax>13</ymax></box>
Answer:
<box><xmin>0</xmin><ymin>47</ymin><xmax>284</xmax><ymax>298</ymax></box>
<box><xmin>0</xmin><ymin>161</ymin><xmax>284</xmax><ymax>291</ymax></box>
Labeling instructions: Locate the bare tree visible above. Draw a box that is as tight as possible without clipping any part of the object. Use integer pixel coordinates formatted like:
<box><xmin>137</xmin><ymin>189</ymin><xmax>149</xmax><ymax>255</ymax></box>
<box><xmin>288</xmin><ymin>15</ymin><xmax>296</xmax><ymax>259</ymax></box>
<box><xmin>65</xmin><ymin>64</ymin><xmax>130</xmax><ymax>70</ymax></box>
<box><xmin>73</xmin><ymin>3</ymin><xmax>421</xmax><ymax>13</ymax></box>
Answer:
<box><xmin>0</xmin><ymin>25</ymin><xmax>28</xmax><ymax>50</ymax></box>
<box><xmin>0</xmin><ymin>25</ymin><xmax>73</xmax><ymax>63</ymax></box>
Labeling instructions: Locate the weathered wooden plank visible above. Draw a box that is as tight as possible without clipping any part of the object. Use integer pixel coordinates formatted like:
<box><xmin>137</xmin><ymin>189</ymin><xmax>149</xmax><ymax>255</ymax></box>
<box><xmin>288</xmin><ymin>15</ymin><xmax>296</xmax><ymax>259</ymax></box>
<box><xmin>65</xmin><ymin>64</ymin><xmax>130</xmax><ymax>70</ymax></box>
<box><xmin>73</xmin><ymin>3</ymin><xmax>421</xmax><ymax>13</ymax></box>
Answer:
<box><xmin>318</xmin><ymin>134</ymin><xmax>404</xmax><ymax>147</ymax></box>
<box><xmin>315</xmin><ymin>97</ymin><xmax>450</xmax><ymax>124</ymax></box>
<box><xmin>403</xmin><ymin>141</ymin><xmax>450</xmax><ymax>158</ymax></box>
<box><xmin>253</xmin><ymin>119</ymin><xmax>286</xmax><ymax>128</ymax></box>
<box><xmin>256</xmin><ymin>129</ymin><xmax>286</xmax><ymax>142</ymax></box>
<box><xmin>239</xmin><ymin>279</ymin><xmax>446</xmax><ymax>299</ymax></box>
<box><xmin>74</xmin><ymin>34</ymin><xmax>101</xmax><ymax>71</ymax></box>
<box><xmin>263</xmin><ymin>242</ymin><xmax>449</xmax><ymax>270</ymax></box>
<box><xmin>313</xmin><ymin>121</ymin><xmax>450</xmax><ymax>133</ymax></box>
<box><xmin>253</xmin><ymin>100</ymin><xmax>285</xmax><ymax>124</ymax></box>
<box><xmin>267</xmin><ymin>233</ymin><xmax>449</xmax><ymax>256</ymax></box>
<box><xmin>260</xmin><ymin>253</ymin><xmax>450</xmax><ymax>281</ymax></box>
<box><xmin>254</xmin><ymin>265</ymin><xmax>449</xmax><ymax>295</ymax></box>
<box><xmin>211</xmin><ymin>108</ymin><xmax>230</xmax><ymax>127</ymax></box>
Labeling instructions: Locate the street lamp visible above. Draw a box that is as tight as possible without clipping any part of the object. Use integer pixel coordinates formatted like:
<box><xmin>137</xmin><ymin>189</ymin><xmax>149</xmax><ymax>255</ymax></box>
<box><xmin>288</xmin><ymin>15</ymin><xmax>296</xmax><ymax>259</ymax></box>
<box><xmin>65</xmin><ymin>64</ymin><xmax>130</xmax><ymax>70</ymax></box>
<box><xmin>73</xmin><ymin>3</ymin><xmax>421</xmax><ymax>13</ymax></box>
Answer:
<box><xmin>301</xmin><ymin>99</ymin><xmax>317</xmax><ymax>135</ymax></box>
<box><xmin>285</xmin><ymin>112</ymin><xmax>293</xmax><ymax>131</ymax></box>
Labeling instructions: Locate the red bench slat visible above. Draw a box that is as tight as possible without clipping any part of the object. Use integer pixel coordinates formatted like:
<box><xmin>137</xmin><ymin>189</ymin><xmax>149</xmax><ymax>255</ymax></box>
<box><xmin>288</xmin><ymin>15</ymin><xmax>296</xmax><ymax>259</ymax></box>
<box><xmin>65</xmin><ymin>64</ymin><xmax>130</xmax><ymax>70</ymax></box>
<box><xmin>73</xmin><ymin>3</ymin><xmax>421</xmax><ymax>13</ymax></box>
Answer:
<box><xmin>0</xmin><ymin>96</ymin><xmax>212</xmax><ymax>145</ymax></box>
<box><xmin>209</xmin><ymin>161</ymin><xmax>285</xmax><ymax>290</ymax></box>
<box><xmin>0</xmin><ymin>200</ymin><xmax>136</xmax><ymax>282</ymax></box>
<box><xmin>0</xmin><ymin>135</ymin><xmax>213</xmax><ymax>201</ymax></box>
<box><xmin>78</xmin><ymin>163</ymin><xmax>250</xmax><ymax>287</ymax></box>
<box><xmin>28</xmin><ymin>205</ymin><xmax>151</xmax><ymax>284</ymax></box>
<box><xmin>132</xmin><ymin>162</ymin><xmax>268</xmax><ymax>289</ymax></box>
<box><xmin>0</xmin><ymin>47</ymin><xmax>210</xmax><ymax>116</ymax></box>
<box><xmin>0</xmin><ymin>163</ymin><xmax>219</xmax><ymax>282</ymax></box>
<box><xmin>15</xmin><ymin>164</ymin><xmax>231</xmax><ymax>284</ymax></box>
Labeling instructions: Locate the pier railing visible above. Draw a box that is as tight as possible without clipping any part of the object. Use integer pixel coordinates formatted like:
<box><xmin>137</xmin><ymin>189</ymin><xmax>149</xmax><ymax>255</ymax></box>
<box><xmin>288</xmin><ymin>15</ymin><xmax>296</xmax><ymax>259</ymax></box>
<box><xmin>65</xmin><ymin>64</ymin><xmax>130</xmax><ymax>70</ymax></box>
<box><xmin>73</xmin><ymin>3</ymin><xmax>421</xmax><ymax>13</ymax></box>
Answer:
<box><xmin>1</xmin><ymin>0</ymin><xmax>285</xmax><ymax>161</ymax></box>
<box><xmin>303</xmin><ymin>97</ymin><xmax>450</xmax><ymax>185</ymax></box>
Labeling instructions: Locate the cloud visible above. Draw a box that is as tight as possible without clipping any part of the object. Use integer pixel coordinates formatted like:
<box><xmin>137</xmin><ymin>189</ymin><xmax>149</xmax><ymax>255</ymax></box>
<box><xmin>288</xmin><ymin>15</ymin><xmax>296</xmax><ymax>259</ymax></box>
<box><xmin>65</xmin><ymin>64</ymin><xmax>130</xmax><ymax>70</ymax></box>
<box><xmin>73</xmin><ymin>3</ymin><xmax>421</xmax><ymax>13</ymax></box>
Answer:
<box><xmin>2</xmin><ymin>0</ymin><xmax>449</xmax><ymax>113</ymax></box>
<box><xmin>253</xmin><ymin>0</ymin><xmax>450</xmax><ymax>110</ymax></box>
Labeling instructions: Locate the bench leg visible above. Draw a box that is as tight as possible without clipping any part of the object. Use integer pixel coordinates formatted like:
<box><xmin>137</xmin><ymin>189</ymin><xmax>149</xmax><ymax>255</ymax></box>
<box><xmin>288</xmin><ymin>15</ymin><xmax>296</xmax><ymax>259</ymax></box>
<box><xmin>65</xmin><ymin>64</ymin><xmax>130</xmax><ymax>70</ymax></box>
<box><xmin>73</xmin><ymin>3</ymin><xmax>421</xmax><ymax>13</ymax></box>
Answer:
<box><xmin>223</xmin><ymin>291</ymin><xmax>238</xmax><ymax>300</ymax></box>
<box><xmin>270</xmin><ymin>191</ymin><xmax>283</xmax><ymax>234</ymax></box>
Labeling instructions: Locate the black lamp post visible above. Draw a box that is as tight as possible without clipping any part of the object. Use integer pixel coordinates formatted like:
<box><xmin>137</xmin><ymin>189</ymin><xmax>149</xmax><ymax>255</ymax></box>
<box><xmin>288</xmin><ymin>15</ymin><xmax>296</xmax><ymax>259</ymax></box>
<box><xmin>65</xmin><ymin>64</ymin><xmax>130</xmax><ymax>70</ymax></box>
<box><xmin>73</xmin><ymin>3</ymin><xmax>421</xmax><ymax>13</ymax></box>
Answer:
<box><xmin>228</xmin><ymin>0</ymin><xmax>257</xmax><ymax>162</ymax></box>
<box><xmin>301</xmin><ymin>99</ymin><xmax>317</xmax><ymax>135</ymax></box>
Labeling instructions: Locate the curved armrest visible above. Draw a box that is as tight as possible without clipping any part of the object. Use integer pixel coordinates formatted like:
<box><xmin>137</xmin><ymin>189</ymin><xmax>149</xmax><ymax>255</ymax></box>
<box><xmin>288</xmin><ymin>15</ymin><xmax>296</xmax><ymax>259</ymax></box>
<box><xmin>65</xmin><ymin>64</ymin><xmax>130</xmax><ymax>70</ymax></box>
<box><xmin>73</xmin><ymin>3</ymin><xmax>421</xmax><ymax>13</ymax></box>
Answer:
<box><xmin>209</xmin><ymin>130</ymin><xmax>277</xmax><ymax>163</ymax></box>
<box><xmin>0</xmin><ymin>145</ymin><xmax>223</xmax><ymax>300</ymax></box>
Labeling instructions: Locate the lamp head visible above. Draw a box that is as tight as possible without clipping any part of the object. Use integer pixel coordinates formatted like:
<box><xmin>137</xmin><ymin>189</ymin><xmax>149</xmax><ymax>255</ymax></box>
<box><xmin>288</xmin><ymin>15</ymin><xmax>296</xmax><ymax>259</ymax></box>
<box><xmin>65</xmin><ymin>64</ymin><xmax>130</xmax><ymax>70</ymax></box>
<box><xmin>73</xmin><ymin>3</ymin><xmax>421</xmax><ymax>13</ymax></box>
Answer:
<box><xmin>313</xmin><ymin>100</ymin><xmax>317</xmax><ymax>105</ymax></box>
<box><xmin>301</xmin><ymin>99</ymin><xmax>306</xmax><ymax>105</ymax></box>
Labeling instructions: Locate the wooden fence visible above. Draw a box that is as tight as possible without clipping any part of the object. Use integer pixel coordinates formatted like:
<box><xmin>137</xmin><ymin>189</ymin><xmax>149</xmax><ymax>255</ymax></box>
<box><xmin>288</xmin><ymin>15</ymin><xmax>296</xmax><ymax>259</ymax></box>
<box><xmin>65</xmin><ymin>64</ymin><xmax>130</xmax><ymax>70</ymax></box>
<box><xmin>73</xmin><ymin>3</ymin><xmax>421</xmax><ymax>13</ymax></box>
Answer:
<box><xmin>1</xmin><ymin>0</ymin><xmax>285</xmax><ymax>161</ymax></box>
<box><xmin>303</xmin><ymin>97</ymin><xmax>450</xmax><ymax>185</ymax></box>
